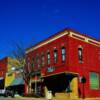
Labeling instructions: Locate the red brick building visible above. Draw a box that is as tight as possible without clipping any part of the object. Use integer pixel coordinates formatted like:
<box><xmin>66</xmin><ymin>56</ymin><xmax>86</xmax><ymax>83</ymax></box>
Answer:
<box><xmin>25</xmin><ymin>28</ymin><xmax>100</xmax><ymax>99</ymax></box>
<box><xmin>0</xmin><ymin>57</ymin><xmax>7</xmax><ymax>89</ymax></box>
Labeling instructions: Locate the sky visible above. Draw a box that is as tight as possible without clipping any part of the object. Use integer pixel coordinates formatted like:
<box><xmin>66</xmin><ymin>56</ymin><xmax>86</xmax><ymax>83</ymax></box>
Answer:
<box><xmin>0</xmin><ymin>0</ymin><xmax>100</xmax><ymax>58</ymax></box>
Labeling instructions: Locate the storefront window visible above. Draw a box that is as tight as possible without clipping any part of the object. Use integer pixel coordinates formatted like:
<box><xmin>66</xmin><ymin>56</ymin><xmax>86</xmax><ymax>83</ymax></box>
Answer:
<box><xmin>90</xmin><ymin>72</ymin><xmax>99</xmax><ymax>89</ymax></box>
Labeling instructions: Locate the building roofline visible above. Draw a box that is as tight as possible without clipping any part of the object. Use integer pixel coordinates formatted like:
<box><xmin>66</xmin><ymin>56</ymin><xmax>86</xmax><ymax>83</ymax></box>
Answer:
<box><xmin>26</xmin><ymin>28</ymin><xmax>68</xmax><ymax>51</ymax></box>
<box><xmin>26</xmin><ymin>28</ymin><xmax>100</xmax><ymax>54</ymax></box>
<box><xmin>0</xmin><ymin>56</ymin><xmax>8</xmax><ymax>61</ymax></box>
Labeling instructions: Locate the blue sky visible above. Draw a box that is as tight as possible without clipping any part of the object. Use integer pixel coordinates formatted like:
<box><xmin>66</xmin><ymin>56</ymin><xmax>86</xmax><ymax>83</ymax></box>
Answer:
<box><xmin>0</xmin><ymin>0</ymin><xmax>100</xmax><ymax>58</ymax></box>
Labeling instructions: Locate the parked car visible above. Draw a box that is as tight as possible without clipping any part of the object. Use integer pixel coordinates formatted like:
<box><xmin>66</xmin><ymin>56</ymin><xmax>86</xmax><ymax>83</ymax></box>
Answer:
<box><xmin>0</xmin><ymin>88</ymin><xmax>14</xmax><ymax>97</ymax></box>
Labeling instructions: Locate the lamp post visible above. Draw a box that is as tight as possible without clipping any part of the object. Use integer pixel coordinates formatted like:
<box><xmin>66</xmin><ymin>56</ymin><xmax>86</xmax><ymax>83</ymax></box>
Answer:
<box><xmin>81</xmin><ymin>76</ymin><xmax>86</xmax><ymax>99</ymax></box>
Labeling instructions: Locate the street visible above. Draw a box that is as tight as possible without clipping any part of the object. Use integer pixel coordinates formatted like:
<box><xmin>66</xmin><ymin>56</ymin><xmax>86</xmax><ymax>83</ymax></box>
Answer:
<box><xmin>1</xmin><ymin>97</ymin><xmax>100</xmax><ymax>100</ymax></box>
<box><xmin>0</xmin><ymin>97</ymin><xmax>46</xmax><ymax>100</ymax></box>
<box><xmin>0</xmin><ymin>97</ymin><xmax>16</xmax><ymax>100</ymax></box>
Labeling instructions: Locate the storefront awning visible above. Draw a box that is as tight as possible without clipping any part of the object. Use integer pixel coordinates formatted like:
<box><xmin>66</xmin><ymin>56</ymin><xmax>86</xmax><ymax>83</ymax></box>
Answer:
<box><xmin>11</xmin><ymin>77</ymin><xmax>24</xmax><ymax>86</ymax></box>
<box><xmin>43</xmin><ymin>72</ymin><xmax>78</xmax><ymax>92</ymax></box>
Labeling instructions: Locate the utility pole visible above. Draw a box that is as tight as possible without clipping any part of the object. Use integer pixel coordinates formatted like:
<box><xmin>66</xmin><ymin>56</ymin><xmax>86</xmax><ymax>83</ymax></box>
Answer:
<box><xmin>81</xmin><ymin>76</ymin><xmax>86</xmax><ymax>99</ymax></box>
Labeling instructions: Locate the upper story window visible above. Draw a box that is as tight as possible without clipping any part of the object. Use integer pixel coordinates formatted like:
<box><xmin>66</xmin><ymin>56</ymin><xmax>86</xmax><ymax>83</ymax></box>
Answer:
<box><xmin>61</xmin><ymin>46</ymin><xmax>66</xmax><ymax>62</ymax></box>
<box><xmin>78</xmin><ymin>47</ymin><xmax>83</xmax><ymax>63</ymax></box>
<box><xmin>98</xmin><ymin>52</ymin><xmax>100</xmax><ymax>60</ymax></box>
<box><xmin>31</xmin><ymin>57</ymin><xmax>34</xmax><ymax>68</ymax></box>
<box><xmin>36</xmin><ymin>54</ymin><xmax>40</xmax><ymax>68</ymax></box>
<box><xmin>47</xmin><ymin>52</ymin><xmax>50</xmax><ymax>65</ymax></box>
<box><xmin>90</xmin><ymin>72</ymin><xmax>99</xmax><ymax>90</ymax></box>
<box><xmin>27</xmin><ymin>57</ymin><xmax>31</xmax><ymax>73</ymax></box>
<box><xmin>54</xmin><ymin>49</ymin><xmax>58</xmax><ymax>64</ymax></box>
<box><xmin>41</xmin><ymin>54</ymin><xmax>45</xmax><ymax>66</ymax></box>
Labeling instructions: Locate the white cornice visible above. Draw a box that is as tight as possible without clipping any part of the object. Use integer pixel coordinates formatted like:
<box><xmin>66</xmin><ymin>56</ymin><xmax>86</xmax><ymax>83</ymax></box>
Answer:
<box><xmin>26</xmin><ymin>31</ymin><xmax>69</xmax><ymax>53</ymax></box>
<box><xmin>26</xmin><ymin>30</ymin><xmax>100</xmax><ymax>54</ymax></box>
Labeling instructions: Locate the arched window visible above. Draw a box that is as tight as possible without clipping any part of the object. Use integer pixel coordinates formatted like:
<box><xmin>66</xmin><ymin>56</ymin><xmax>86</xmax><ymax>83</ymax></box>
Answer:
<box><xmin>36</xmin><ymin>54</ymin><xmax>40</xmax><ymax>68</ymax></box>
<box><xmin>31</xmin><ymin>57</ymin><xmax>34</xmax><ymax>68</ymax></box>
<box><xmin>41</xmin><ymin>54</ymin><xmax>45</xmax><ymax>66</ymax></box>
<box><xmin>61</xmin><ymin>46</ymin><xmax>66</xmax><ymax>62</ymax></box>
<box><xmin>47</xmin><ymin>52</ymin><xmax>50</xmax><ymax>65</ymax></box>
<box><xmin>27</xmin><ymin>57</ymin><xmax>31</xmax><ymax>73</ymax></box>
<box><xmin>78</xmin><ymin>47</ymin><xmax>83</xmax><ymax>63</ymax></box>
<box><xmin>54</xmin><ymin>49</ymin><xmax>58</xmax><ymax>64</ymax></box>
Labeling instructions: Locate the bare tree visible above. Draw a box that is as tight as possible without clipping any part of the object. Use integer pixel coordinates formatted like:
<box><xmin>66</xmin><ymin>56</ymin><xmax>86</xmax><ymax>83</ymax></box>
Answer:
<box><xmin>10</xmin><ymin>42</ymin><xmax>25</xmax><ymax>68</ymax></box>
<box><xmin>10</xmin><ymin>41</ymin><xmax>37</xmax><ymax>95</ymax></box>
<box><xmin>9</xmin><ymin>41</ymin><xmax>30</xmax><ymax>85</ymax></box>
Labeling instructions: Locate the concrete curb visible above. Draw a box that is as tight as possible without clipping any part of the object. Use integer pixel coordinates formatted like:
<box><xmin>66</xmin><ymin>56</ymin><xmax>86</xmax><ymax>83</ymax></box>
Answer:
<box><xmin>15</xmin><ymin>96</ymin><xmax>100</xmax><ymax>100</ymax></box>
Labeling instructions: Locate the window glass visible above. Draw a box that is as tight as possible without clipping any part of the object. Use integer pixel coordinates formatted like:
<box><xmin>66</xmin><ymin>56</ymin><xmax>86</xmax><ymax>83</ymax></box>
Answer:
<box><xmin>61</xmin><ymin>47</ymin><xmax>66</xmax><ymax>62</ymax></box>
<box><xmin>78</xmin><ymin>48</ymin><xmax>83</xmax><ymax>62</ymax></box>
<box><xmin>47</xmin><ymin>52</ymin><xmax>50</xmax><ymax>65</ymax></box>
<box><xmin>90</xmin><ymin>72</ymin><xmax>99</xmax><ymax>89</ymax></box>
<box><xmin>36</xmin><ymin>55</ymin><xmax>40</xmax><ymax>68</ymax></box>
<box><xmin>31</xmin><ymin>57</ymin><xmax>34</xmax><ymax>67</ymax></box>
<box><xmin>41</xmin><ymin>54</ymin><xmax>45</xmax><ymax>66</ymax></box>
<box><xmin>54</xmin><ymin>49</ymin><xmax>57</xmax><ymax>63</ymax></box>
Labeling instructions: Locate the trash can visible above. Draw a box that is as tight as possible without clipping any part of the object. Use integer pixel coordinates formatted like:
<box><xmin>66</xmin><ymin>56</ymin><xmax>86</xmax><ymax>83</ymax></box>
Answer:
<box><xmin>47</xmin><ymin>91</ymin><xmax>52</xmax><ymax>100</ymax></box>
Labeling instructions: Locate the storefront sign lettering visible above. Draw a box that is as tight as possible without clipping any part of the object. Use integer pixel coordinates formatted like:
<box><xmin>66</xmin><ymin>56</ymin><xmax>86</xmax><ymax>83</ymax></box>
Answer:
<box><xmin>47</xmin><ymin>67</ymin><xmax>55</xmax><ymax>73</ymax></box>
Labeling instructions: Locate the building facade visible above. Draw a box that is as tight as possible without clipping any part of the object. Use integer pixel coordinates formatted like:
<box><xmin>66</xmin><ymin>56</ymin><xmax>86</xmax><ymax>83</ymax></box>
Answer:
<box><xmin>25</xmin><ymin>28</ymin><xmax>100</xmax><ymax>99</ymax></box>
<box><xmin>0</xmin><ymin>57</ymin><xmax>7</xmax><ymax>89</ymax></box>
<box><xmin>0</xmin><ymin>57</ymin><xmax>24</xmax><ymax>96</ymax></box>
<box><xmin>5</xmin><ymin>57</ymin><xmax>25</xmax><ymax>96</ymax></box>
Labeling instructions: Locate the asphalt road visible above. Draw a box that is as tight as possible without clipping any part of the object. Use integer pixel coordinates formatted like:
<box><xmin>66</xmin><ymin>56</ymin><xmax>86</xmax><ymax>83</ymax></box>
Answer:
<box><xmin>0</xmin><ymin>97</ymin><xmax>46</xmax><ymax>100</ymax></box>
<box><xmin>0</xmin><ymin>97</ymin><xmax>16</xmax><ymax>100</ymax></box>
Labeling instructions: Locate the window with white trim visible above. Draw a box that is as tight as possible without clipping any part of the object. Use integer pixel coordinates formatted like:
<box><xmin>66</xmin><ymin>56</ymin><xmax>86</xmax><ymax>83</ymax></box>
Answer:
<box><xmin>78</xmin><ymin>48</ymin><xmax>83</xmax><ymax>63</ymax></box>
<box><xmin>61</xmin><ymin>46</ymin><xmax>66</xmax><ymax>62</ymax></box>
<box><xmin>36</xmin><ymin>55</ymin><xmax>40</xmax><ymax>68</ymax></box>
<box><xmin>31</xmin><ymin>57</ymin><xmax>34</xmax><ymax>68</ymax></box>
<box><xmin>54</xmin><ymin>49</ymin><xmax>58</xmax><ymax>64</ymax></box>
<box><xmin>47</xmin><ymin>52</ymin><xmax>50</xmax><ymax>65</ymax></box>
<box><xmin>41</xmin><ymin>54</ymin><xmax>45</xmax><ymax>66</ymax></box>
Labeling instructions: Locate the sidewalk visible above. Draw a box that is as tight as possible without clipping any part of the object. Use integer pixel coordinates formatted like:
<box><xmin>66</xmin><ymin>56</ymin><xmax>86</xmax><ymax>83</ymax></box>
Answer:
<box><xmin>16</xmin><ymin>96</ymin><xmax>100</xmax><ymax>100</ymax></box>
